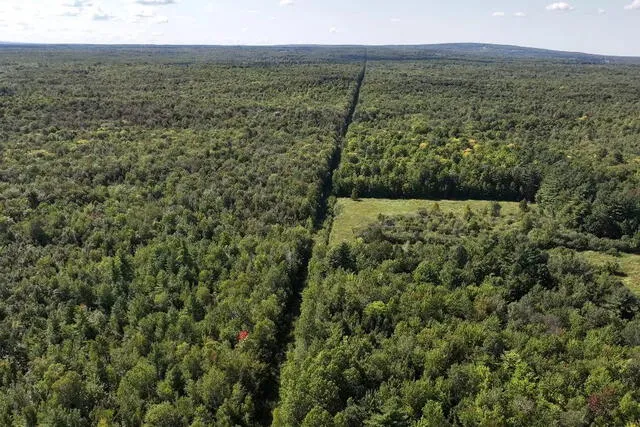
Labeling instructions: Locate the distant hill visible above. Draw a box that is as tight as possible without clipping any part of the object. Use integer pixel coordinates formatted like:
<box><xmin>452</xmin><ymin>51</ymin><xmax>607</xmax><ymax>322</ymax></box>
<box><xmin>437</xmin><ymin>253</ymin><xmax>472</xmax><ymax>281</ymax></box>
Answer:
<box><xmin>0</xmin><ymin>42</ymin><xmax>638</xmax><ymax>64</ymax></box>
<box><xmin>363</xmin><ymin>43</ymin><xmax>640</xmax><ymax>64</ymax></box>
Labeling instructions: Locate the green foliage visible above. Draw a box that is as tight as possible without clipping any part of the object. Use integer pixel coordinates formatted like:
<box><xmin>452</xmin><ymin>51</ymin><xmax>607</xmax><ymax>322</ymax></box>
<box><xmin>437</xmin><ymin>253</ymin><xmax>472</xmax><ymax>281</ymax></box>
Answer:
<box><xmin>276</xmin><ymin>208</ymin><xmax>640</xmax><ymax>425</ymax></box>
<box><xmin>143</xmin><ymin>402</ymin><xmax>185</xmax><ymax>427</ymax></box>
<box><xmin>1</xmin><ymin>45</ymin><xmax>639</xmax><ymax>426</ymax></box>
<box><xmin>334</xmin><ymin>60</ymin><xmax>640</xmax><ymax>238</ymax></box>
<box><xmin>327</xmin><ymin>242</ymin><xmax>357</xmax><ymax>271</ymax></box>
<box><xmin>0</xmin><ymin>47</ymin><xmax>363</xmax><ymax>425</ymax></box>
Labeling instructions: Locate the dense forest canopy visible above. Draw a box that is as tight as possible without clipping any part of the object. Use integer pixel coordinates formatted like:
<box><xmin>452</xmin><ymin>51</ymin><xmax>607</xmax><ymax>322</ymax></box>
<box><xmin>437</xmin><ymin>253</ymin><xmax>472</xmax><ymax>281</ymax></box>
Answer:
<box><xmin>276</xmin><ymin>206</ymin><xmax>640</xmax><ymax>426</ymax></box>
<box><xmin>334</xmin><ymin>61</ymin><xmax>640</xmax><ymax>241</ymax></box>
<box><xmin>0</xmin><ymin>47</ymin><xmax>363</xmax><ymax>426</ymax></box>
<box><xmin>0</xmin><ymin>45</ymin><xmax>638</xmax><ymax>426</ymax></box>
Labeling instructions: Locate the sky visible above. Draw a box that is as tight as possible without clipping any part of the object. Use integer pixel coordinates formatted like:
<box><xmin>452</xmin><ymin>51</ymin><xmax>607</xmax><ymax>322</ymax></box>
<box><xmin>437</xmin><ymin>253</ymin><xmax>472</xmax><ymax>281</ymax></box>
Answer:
<box><xmin>0</xmin><ymin>1</ymin><xmax>639</xmax><ymax>56</ymax></box>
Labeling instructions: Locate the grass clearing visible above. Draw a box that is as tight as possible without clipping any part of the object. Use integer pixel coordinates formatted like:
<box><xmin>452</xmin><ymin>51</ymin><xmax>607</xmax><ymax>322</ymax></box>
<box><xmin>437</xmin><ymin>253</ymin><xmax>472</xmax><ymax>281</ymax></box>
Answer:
<box><xmin>580</xmin><ymin>251</ymin><xmax>640</xmax><ymax>296</ymax></box>
<box><xmin>330</xmin><ymin>197</ymin><xmax>522</xmax><ymax>245</ymax></box>
<box><xmin>330</xmin><ymin>198</ymin><xmax>640</xmax><ymax>296</ymax></box>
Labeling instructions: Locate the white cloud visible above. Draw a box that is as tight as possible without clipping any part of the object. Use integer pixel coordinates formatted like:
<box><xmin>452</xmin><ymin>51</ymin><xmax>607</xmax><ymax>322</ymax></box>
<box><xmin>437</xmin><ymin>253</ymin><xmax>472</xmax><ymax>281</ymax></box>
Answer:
<box><xmin>514</xmin><ymin>12</ymin><xmax>526</xmax><ymax>17</ymax></box>
<box><xmin>624</xmin><ymin>0</ymin><xmax>640</xmax><ymax>10</ymax></box>
<box><xmin>134</xmin><ymin>0</ymin><xmax>176</xmax><ymax>5</ymax></box>
<box><xmin>134</xmin><ymin>7</ymin><xmax>155</xmax><ymax>18</ymax></box>
<box><xmin>329</xmin><ymin>26</ymin><xmax>337</xmax><ymax>33</ymax></box>
<box><xmin>279</xmin><ymin>0</ymin><xmax>294</xmax><ymax>6</ymax></box>
<box><xmin>60</xmin><ymin>10</ymin><xmax>81</xmax><ymax>17</ymax></box>
<box><xmin>492</xmin><ymin>11</ymin><xmax>505</xmax><ymax>17</ymax></box>
<box><xmin>0</xmin><ymin>3</ymin><xmax>29</xmax><ymax>27</ymax></box>
<box><xmin>598</xmin><ymin>8</ymin><xmax>606</xmax><ymax>14</ymax></box>
<box><xmin>92</xmin><ymin>7</ymin><xmax>114</xmax><ymax>21</ymax></box>
<box><xmin>63</xmin><ymin>0</ymin><xmax>93</xmax><ymax>7</ymax></box>
<box><xmin>390</xmin><ymin>18</ymin><xmax>401</xmax><ymax>23</ymax></box>
<box><xmin>55</xmin><ymin>0</ymin><xmax>92</xmax><ymax>17</ymax></box>
<box><xmin>546</xmin><ymin>2</ymin><xmax>574</xmax><ymax>11</ymax></box>
<box><xmin>128</xmin><ymin>6</ymin><xmax>168</xmax><ymax>24</ymax></box>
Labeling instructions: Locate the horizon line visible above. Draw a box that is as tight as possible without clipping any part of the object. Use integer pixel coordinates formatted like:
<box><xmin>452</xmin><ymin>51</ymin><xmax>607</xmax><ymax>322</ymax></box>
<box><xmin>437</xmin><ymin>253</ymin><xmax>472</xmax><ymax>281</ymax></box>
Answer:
<box><xmin>1</xmin><ymin>41</ymin><xmax>639</xmax><ymax>59</ymax></box>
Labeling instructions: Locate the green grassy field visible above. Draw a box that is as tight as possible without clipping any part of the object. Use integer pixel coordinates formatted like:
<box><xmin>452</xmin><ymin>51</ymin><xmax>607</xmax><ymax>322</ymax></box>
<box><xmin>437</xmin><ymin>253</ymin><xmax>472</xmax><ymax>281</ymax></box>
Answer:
<box><xmin>330</xmin><ymin>198</ymin><xmax>522</xmax><ymax>245</ymax></box>
<box><xmin>581</xmin><ymin>251</ymin><xmax>640</xmax><ymax>296</ymax></box>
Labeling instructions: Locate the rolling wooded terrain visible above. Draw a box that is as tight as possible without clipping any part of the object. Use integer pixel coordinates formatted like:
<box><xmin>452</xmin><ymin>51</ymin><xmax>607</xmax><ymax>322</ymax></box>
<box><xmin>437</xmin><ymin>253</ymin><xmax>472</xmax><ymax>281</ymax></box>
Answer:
<box><xmin>0</xmin><ymin>45</ymin><xmax>638</xmax><ymax>426</ymax></box>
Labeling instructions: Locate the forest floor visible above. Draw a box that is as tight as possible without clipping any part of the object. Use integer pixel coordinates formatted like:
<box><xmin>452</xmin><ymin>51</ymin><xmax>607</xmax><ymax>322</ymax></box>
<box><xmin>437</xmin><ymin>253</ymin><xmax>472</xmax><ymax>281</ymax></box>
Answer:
<box><xmin>329</xmin><ymin>197</ymin><xmax>522</xmax><ymax>245</ymax></box>
<box><xmin>580</xmin><ymin>251</ymin><xmax>640</xmax><ymax>296</ymax></box>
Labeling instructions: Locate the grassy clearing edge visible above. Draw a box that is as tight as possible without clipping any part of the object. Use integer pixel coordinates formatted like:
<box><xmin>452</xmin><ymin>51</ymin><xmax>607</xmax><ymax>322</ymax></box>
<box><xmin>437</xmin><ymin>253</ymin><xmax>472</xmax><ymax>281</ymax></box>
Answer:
<box><xmin>329</xmin><ymin>198</ymin><xmax>639</xmax><ymax>296</ymax></box>
<box><xmin>580</xmin><ymin>251</ymin><xmax>640</xmax><ymax>296</ymax></box>
<box><xmin>329</xmin><ymin>197</ymin><xmax>521</xmax><ymax>245</ymax></box>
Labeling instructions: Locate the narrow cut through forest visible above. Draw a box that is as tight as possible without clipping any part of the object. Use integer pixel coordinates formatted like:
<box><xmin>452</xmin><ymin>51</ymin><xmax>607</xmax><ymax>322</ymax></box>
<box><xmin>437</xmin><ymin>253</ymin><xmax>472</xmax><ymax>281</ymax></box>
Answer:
<box><xmin>314</xmin><ymin>55</ymin><xmax>368</xmax><ymax>231</ymax></box>
<box><xmin>268</xmin><ymin>54</ymin><xmax>368</xmax><ymax>424</ymax></box>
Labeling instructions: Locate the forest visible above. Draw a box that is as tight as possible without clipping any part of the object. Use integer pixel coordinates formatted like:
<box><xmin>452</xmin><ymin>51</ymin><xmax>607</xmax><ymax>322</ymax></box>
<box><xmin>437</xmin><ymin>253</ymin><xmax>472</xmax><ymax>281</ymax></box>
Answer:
<box><xmin>0</xmin><ymin>47</ymin><xmax>362</xmax><ymax>425</ymax></box>
<box><xmin>333</xmin><ymin>60</ymin><xmax>640</xmax><ymax>240</ymax></box>
<box><xmin>0</xmin><ymin>45</ymin><xmax>639</xmax><ymax>426</ymax></box>
<box><xmin>276</xmin><ymin>205</ymin><xmax>640</xmax><ymax>426</ymax></box>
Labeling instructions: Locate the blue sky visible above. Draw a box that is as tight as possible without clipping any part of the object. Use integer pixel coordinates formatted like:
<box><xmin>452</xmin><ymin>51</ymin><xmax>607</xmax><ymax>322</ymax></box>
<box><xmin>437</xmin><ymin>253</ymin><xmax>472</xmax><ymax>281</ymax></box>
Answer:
<box><xmin>0</xmin><ymin>0</ymin><xmax>639</xmax><ymax>56</ymax></box>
